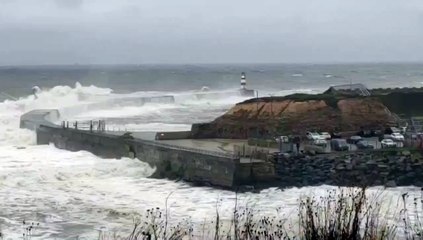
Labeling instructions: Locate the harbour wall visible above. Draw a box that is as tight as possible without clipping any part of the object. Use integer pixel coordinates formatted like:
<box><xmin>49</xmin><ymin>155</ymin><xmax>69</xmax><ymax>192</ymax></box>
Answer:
<box><xmin>37</xmin><ymin>125</ymin><xmax>244</xmax><ymax>187</ymax></box>
<box><xmin>21</xmin><ymin>109</ymin><xmax>260</xmax><ymax>188</ymax></box>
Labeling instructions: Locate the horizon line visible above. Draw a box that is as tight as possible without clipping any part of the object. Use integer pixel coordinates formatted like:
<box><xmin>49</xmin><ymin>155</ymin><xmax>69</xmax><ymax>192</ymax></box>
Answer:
<box><xmin>1</xmin><ymin>60</ymin><xmax>423</xmax><ymax>68</ymax></box>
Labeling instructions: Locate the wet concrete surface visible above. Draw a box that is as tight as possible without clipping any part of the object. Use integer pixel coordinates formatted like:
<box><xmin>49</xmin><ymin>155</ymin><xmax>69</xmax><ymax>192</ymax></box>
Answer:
<box><xmin>106</xmin><ymin>131</ymin><xmax>405</xmax><ymax>155</ymax></box>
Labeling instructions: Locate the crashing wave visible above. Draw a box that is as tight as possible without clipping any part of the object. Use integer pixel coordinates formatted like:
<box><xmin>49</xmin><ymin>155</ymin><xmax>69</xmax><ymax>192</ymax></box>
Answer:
<box><xmin>200</xmin><ymin>86</ymin><xmax>210</xmax><ymax>92</ymax></box>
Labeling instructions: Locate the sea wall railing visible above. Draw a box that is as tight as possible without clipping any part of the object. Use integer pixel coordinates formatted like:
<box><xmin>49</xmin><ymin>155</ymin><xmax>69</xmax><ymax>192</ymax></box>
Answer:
<box><xmin>60</xmin><ymin>120</ymin><xmax>108</xmax><ymax>132</ymax></box>
<box><xmin>59</xmin><ymin>120</ymin><xmax>144</xmax><ymax>132</ymax></box>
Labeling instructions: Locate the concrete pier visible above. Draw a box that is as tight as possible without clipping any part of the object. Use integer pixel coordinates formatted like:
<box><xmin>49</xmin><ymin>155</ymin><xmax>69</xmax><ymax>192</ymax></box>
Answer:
<box><xmin>20</xmin><ymin>109</ymin><xmax>276</xmax><ymax>189</ymax></box>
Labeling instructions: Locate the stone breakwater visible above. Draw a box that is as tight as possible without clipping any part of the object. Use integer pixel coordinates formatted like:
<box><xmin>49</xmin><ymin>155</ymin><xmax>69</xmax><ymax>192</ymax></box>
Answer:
<box><xmin>274</xmin><ymin>150</ymin><xmax>423</xmax><ymax>188</ymax></box>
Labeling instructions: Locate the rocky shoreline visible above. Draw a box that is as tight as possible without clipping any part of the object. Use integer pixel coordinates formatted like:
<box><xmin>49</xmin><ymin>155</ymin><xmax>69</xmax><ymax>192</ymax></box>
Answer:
<box><xmin>272</xmin><ymin>149</ymin><xmax>423</xmax><ymax>188</ymax></box>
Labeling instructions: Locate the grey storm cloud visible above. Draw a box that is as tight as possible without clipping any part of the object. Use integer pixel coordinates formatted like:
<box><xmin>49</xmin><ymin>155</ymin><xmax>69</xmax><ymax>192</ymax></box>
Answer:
<box><xmin>0</xmin><ymin>0</ymin><xmax>423</xmax><ymax>65</ymax></box>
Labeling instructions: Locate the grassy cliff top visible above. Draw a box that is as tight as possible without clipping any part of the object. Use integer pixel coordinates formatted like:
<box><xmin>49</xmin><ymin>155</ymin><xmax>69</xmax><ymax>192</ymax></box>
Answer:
<box><xmin>370</xmin><ymin>87</ymin><xmax>423</xmax><ymax>95</ymax></box>
<box><xmin>242</xmin><ymin>86</ymin><xmax>423</xmax><ymax>104</ymax></box>
<box><xmin>241</xmin><ymin>93</ymin><xmax>356</xmax><ymax>104</ymax></box>
<box><xmin>241</xmin><ymin>88</ymin><xmax>423</xmax><ymax>117</ymax></box>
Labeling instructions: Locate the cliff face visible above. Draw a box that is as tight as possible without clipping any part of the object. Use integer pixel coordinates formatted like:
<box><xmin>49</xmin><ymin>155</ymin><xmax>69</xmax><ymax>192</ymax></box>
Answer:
<box><xmin>191</xmin><ymin>97</ymin><xmax>398</xmax><ymax>139</ymax></box>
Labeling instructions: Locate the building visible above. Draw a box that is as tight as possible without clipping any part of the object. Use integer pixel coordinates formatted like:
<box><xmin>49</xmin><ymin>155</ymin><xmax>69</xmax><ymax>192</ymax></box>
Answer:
<box><xmin>324</xmin><ymin>83</ymin><xmax>371</xmax><ymax>96</ymax></box>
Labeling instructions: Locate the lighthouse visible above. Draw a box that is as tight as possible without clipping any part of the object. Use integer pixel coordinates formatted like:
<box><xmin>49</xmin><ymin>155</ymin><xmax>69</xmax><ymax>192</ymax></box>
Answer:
<box><xmin>240</xmin><ymin>72</ymin><xmax>247</xmax><ymax>89</ymax></box>
<box><xmin>238</xmin><ymin>72</ymin><xmax>255</xmax><ymax>97</ymax></box>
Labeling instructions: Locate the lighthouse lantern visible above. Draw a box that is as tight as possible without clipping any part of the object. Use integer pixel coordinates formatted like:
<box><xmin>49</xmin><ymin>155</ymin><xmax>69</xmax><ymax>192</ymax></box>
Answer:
<box><xmin>240</xmin><ymin>72</ymin><xmax>246</xmax><ymax>89</ymax></box>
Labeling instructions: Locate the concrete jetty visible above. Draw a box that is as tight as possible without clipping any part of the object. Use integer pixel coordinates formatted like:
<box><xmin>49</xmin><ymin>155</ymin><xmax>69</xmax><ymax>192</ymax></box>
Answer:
<box><xmin>20</xmin><ymin>109</ymin><xmax>276</xmax><ymax>189</ymax></box>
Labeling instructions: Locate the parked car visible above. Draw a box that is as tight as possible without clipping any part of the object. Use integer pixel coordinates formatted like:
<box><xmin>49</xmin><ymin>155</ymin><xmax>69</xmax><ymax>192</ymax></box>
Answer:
<box><xmin>306</xmin><ymin>132</ymin><xmax>322</xmax><ymax>140</ymax></box>
<box><xmin>381</xmin><ymin>134</ymin><xmax>392</xmax><ymax>141</ymax></box>
<box><xmin>356</xmin><ymin>140</ymin><xmax>374</xmax><ymax>150</ymax></box>
<box><xmin>410</xmin><ymin>133</ymin><xmax>423</xmax><ymax>139</ymax></box>
<box><xmin>331</xmin><ymin>132</ymin><xmax>342</xmax><ymax>139</ymax></box>
<box><xmin>390</xmin><ymin>133</ymin><xmax>405</xmax><ymax>142</ymax></box>
<box><xmin>385</xmin><ymin>127</ymin><xmax>401</xmax><ymax>134</ymax></box>
<box><xmin>357</xmin><ymin>130</ymin><xmax>376</xmax><ymax>138</ymax></box>
<box><xmin>331</xmin><ymin>139</ymin><xmax>349</xmax><ymax>151</ymax></box>
<box><xmin>320</xmin><ymin>132</ymin><xmax>331</xmax><ymax>140</ymax></box>
<box><xmin>381</xmin><ymin>139</ymin><xmax>397</xmax><ymax>148</ymax></box>
<box><xmin>347</xmin><ymin>135</ymin><xmax>362</xmax><ymax>144</ymax></box>
<box><xmin>313</xmin><ymin>139</ymin><xmax>327</xmax><ymax>146</ymax></box>
<box><xmin>373</xmin><ymin>129</ymin><xmax>383</xmax><ymax>137</ymax></box>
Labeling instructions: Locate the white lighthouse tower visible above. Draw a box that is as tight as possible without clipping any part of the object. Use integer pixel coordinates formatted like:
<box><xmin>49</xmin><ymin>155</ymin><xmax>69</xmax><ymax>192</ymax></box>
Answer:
<box><xmin>240</xmin><ymin>72</ymin><xmax>247</xmax><ymax>89</ymax></box>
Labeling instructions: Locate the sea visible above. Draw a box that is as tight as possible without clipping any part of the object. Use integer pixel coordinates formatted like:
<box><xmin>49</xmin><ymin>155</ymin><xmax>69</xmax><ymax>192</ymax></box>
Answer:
<box><xmin>0</xmin><ymin>63</ymin><xmax>423</xmax><ymax>239</ymax></box>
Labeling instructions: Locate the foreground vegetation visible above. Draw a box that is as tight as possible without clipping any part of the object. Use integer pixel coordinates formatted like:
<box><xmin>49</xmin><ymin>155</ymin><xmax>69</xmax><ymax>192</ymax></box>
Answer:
<box><xmin>4</xmin><ymin>187</ymin><xmax>423</xmax><ymax>239</ymax></box>
<box><xmin>93</xmin><ymin>187</ymin><xmax>423</xmax><ymax>240</ymax></box>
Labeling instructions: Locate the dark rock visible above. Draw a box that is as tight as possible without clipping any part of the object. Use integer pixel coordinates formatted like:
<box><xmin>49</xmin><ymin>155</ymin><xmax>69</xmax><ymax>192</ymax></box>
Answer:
<box><xmin>366</xmin><ymin>159</ymin><xmax>377</xmax><ymax>165</ymax></box>
<box><xmin>398</xmin><ymin>156</ymin><xmax>406</xmax><ymax>163</ymax></box>
<box><xmin>402</xmin><ymin>150</ymin><xmax>411</xmax><ymax>156</ymax></box>
<box><xmin>336</xmin><ymin>165</ymin><xmax>345</xmax><ymax>170</ymax></box>
<box><xmin>273</xmin><ymin>150</ymin><xmax>423</xmax><ymax>188</ymax></box>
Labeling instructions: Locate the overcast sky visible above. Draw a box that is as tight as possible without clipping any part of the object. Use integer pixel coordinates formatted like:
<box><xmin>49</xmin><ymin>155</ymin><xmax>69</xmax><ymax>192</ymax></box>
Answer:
<box><xmin>0</xmin><ymin>0</ymin><xmax>423</xmax><ymax>65</ymax></box>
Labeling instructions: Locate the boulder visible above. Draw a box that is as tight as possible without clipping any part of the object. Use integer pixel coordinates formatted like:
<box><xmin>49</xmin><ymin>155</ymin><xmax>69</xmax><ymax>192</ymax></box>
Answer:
<box><xmin>402</xmin><ymin>150</ymin><xmax>411</xmax><ymax>156</ymax></box>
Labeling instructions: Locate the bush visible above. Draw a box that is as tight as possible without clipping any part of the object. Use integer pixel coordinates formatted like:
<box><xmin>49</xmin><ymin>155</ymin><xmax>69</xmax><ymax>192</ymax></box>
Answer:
<box><xmin>299</xmin><ymin>187</ymin><xmax>396</xmax><ymax>240</ymax></box>
<box><xmin>7</xmin><ymin>188</ymin><xmax>423</xmax><ymax>240</ymax></box>
<box><xmin>96</xmin><ymin>187</ymin><xmax>410</xmax><ymax>240</ymax></box>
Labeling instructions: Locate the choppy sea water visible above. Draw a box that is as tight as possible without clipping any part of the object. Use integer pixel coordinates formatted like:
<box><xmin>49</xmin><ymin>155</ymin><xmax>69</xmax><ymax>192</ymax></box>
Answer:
<box><xmin>0</xmin><ymin>64</ymin><xmax>423</xmax><ymax>239</ymax></box>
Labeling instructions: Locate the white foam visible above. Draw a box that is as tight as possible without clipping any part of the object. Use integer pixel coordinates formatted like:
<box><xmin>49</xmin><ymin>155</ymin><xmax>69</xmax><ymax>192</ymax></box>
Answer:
<box><xmin>172</xmin><ymin>89</ymin><xmax>252</xmax><ymax>106</ymax></box>
<box><xmin>0</xmin><ymin>144</ymin><xmax>156</xmax><ymax>239</ymax></box>
<box><xmin>72</xmin><ymin>103</ymin><xmax>179</xmax><ymax>120</ymax></box>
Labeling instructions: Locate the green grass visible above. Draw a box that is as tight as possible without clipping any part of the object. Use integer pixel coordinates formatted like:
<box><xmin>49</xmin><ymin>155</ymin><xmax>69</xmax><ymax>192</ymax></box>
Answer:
<box><xmin>241</xmin><ymin>89</ymin><xmax>423</xmax><ymax>118</ymax></box>
<box><xmin>242</xmin><ymin>93</ymin><xmax>351</xmax><ymax>105</ymax></box>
